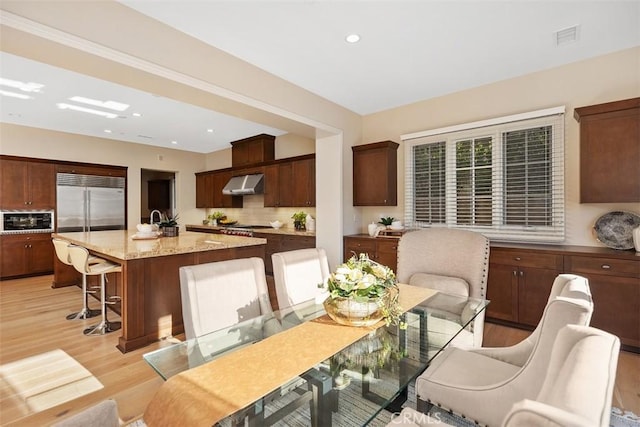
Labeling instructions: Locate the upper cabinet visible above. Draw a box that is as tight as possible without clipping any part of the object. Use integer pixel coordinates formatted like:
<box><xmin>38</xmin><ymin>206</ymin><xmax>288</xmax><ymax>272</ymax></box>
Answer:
<box><xmin>352</xmin><ymin>141</ymin><xmax>399</xmax><ymax>206</ymax></box>
<box><xmin>231</xmin><ymin>134</ymin><xmax>275</xmax><ymax>168</ymax></box>
<box><xmin>195</xmin><ymin>169</ymin><xmax>242</xmax><ymax>209</ymax></box>
<box><xmin>264</xmin><ymin>155</ymin><xmax>315</xmax><ymax>207</ymax></box>
<box><xmin>0</xmin><ymin>158</ymin><xmax>55</xmax><ymax>209</ymax></box>
<box><xmin>574</xmin><ymin>97</ymin><xmax>640</xmax><ymax>203</ymax></box>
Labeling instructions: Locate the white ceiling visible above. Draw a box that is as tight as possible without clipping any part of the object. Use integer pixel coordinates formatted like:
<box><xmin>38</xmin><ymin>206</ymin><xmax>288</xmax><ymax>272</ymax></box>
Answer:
<box><xmin>1</xmin><ymin>1</ymin><xmax>639</xmax><ymax>153</ymax></box>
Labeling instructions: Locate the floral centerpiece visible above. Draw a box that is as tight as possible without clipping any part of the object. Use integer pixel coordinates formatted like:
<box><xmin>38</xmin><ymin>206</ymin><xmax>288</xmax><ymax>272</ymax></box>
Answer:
<box><xmin>322</xmin><ymin>253</ymin><xmax>403</xmax><ymax>327</ymax></box>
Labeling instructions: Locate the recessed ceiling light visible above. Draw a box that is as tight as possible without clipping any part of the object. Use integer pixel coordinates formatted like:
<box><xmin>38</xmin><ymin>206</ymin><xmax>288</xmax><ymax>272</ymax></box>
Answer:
<box><xmin>0</xmin><ymin>77</ymin><xmax>44</xmax><ymax>93</ymax></box>
<box><xmin>104</xmin><ymin>129</ymin><xmax>112</xmax><ymax>133</ymax></box>
<box><xmin>207</xmin><ymin>129</ymin><xmax>214</xmax><ymax>133</ymax></box>
<box><xmin>171</xmin><ymin>140</ymin><xmax>178</xmax><ymax>145</ymax></box>
<box><xmin>0</xmin><ymin>89</ymin><xmax>32</xmax><ymax>100</ymax></box>
<box><xmin>345</xmin><ymin>34</ymin><xmax>360</xmax><ymax>43</ymax></box>
<box><xmin>56</xmin><ymin>103</ymin><xmax>118</xmax><ymax>118</ymax></box>
<box><xmin>69</xmin><ymin>96</ymin><xmax>129</xmax><ymax>112</ymax></box>
<box><xmin>132</xmin><ymin>112</ymin><xmax>142</xmax><ymax>117</ymax></box>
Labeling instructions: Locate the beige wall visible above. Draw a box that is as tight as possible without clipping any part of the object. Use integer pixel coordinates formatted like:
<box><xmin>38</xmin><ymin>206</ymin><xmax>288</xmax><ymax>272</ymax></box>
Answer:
<box><xmin>360</xmin><ymin>46</ymin><xmax>640</xmax><ymax>247</ymax></box>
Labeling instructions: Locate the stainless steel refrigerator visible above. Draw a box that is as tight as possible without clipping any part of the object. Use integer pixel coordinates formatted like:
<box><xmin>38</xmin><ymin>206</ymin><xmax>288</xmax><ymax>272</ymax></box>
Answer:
<box><xmin>56</xmin><ymin>173</ymin><xmax>126</xmax><ymax>232</ymax></box>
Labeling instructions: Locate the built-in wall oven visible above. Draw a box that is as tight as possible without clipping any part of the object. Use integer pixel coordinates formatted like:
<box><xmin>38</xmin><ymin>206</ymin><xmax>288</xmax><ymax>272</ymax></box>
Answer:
<box><xmin>0</xmin><ymin>211</ymin><xmax>55</xmax><ymax>234</ymax></box>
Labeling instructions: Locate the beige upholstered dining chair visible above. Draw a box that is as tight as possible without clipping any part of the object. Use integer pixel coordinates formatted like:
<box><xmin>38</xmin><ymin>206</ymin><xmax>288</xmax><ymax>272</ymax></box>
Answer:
<box><xmin>414</xmin><ymin>274</ymin><xmax>594</xmax><ymax>427</ymax></box>
<box><xmin>388</xmin><ymin>324</ymin><xmax>619</xmax><ymax>427</ymax></box>
<box><xmin>396</xmin><ymin>228</ymin><xmax>490</xmax><ymax>347</ymax></box>
<box><xmin>179</xmin><ymin>257</ymin><xmax>273</xmax><ymax>340</ymax></box>
<box><xmin>272</xmin><ymin>247</ymin><xmax>331</xmax><ymax>309</ymax></box>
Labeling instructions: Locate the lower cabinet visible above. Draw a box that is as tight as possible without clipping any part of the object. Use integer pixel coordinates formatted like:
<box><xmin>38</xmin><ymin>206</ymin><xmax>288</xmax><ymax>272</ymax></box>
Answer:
<box><xmin>253</xmin><ymin>232</ymin><xmax>316</xmax><ymax>275</ymax></box>
<box><xmin>0</xmin><ymin>233</ymin><xmax>54</xmax><ymax>279</ymax></box>
<box><xmin>343</xmin><ymin>235</ymin><xmax>398</xmax><ymax>273</ymax></box>
<box><xmin>564</xmin><ymin>255</ymin><xmax>640</xmax><ymax>350</ymax></box>
<box><xmin>486</xmin><ymin>248</ymin><xmax>563</xmax><ymax>327</ymax></box>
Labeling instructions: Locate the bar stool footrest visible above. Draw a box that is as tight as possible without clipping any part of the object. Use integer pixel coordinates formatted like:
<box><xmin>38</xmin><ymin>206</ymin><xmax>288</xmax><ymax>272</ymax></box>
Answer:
<box><xmin>66</xmin><ymin>308</ymin><xmax>102</xmax><ymax>320</ymax></box>
<box><xmin>83</xmin><ymin>321</ymin><xmax>122</xmax><ymax>335</ymax></box>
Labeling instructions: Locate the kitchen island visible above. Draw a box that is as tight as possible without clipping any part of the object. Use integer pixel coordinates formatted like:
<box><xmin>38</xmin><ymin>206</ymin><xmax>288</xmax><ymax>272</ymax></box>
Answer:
<box><xmin>52</xmin><ymin>230</ymin><xmax>266</xmax><ymax>353</ymax></box>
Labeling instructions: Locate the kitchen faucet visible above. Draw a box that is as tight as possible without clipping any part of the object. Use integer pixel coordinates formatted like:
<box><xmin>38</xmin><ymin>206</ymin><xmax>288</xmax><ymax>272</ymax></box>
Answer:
<box><xmin>150</xmin><ymin>210</ymin><xmax>162</xmax><ymax>225</ymax></box>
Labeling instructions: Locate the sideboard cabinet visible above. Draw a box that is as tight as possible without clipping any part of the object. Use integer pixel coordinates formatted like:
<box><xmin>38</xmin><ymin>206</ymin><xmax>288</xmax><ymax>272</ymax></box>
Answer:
<box><xmin>343</xmin><ymin>235</ymin><xmax>640</xmax><ymax>351</ymax></box>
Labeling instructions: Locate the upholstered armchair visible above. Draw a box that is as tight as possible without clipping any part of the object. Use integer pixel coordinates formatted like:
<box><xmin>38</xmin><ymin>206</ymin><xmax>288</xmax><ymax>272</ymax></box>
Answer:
<box><xmin>396</xmin><ymin>228</ymin><xmax>490</xmax><ymax>347</ymax></box>
<box><xmin>388</xmin><ymin>324</ymin><xmax>619</xmax><ymax>427</ymax></box>
<box><xmin>414</xmin><ymin>274</ymin><xmax>594</xmax><ymax>427</ymax></box>
<box><xmin>272</xmin><ymin>247</ymin><xmax>331</xmax><ymax>309</ymax></box>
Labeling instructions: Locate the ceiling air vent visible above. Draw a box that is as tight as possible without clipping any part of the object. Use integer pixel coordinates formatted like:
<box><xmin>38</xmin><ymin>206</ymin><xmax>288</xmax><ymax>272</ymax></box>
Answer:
<box><xmin>555</xmin><ymin>25</ymin><xmax>579</xmax><ymax>46</ymax></box>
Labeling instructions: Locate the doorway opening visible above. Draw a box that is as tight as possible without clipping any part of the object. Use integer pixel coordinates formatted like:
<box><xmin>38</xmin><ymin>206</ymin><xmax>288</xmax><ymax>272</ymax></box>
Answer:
<box><xmin>141</xmin><ymin>169</ymin><xmax>176</xmax><ymax>224</ymax></box>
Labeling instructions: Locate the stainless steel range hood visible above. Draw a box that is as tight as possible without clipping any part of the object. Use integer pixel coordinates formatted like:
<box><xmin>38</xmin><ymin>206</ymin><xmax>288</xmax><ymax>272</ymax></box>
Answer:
<box><xmin>222</xmin><ymin>173</ymin><xmax>264</xmax><ymax>195</ymax></box>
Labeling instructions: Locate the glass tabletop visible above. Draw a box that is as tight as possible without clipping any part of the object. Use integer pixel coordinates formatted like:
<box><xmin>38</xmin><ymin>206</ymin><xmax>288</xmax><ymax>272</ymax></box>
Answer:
<box><xmin>144</xmin><ymin>291</ymin><xmax>489</xmax><ymax>426</ymax></box>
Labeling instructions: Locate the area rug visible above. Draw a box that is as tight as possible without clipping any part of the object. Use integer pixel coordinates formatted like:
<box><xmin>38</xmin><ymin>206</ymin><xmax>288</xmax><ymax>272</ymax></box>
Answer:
<box><xmin>0</xmin><ymin>349</ymin><xmax>103</xmax><ymax>413</ymax></box>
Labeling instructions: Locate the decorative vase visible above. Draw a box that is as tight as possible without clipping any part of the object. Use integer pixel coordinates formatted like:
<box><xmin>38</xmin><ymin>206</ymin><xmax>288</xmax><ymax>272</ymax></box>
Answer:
<box><xmin>161</xmin><ymin>226</ymin><xmax>179</xmax><ymax>237</ymax></box>
<box><xmin>324</xmin><ymin>295</ymin><xmax>384</xmax><ymax>327</ymax></box>
<box><xmin>294</xmin><ymin>220</ymin><xmax>306</xmax><ymax>231</ymax></box>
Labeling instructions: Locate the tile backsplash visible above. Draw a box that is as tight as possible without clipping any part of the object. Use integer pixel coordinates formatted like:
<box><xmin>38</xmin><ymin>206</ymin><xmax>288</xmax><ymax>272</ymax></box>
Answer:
<box><xmin>204</xmin><ymin>195</ymin><xmax>316</xmax><ymax>229</ymax></box>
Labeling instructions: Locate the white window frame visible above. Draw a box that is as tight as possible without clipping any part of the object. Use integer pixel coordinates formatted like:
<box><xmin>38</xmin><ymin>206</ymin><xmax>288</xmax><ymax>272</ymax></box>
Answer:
<box><xmin>401</xmin><ymin>107</ymin><xmax>565</xmax><ymax>243</ymax></box>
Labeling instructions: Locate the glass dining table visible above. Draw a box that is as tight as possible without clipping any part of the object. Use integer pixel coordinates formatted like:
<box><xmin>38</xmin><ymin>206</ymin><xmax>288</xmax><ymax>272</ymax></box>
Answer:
<box><xmin>143</xmin><ymin>289</ymin><xmax>489</xmax><ymax>427</ymax></box>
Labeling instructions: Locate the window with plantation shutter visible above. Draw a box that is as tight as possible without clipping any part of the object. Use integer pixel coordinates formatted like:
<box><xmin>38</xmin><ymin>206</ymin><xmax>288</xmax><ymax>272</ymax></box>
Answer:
<box><xmin>402</xmin><ymin>107</ymin><xmax>565</xmax><ymax>243</ymax></box>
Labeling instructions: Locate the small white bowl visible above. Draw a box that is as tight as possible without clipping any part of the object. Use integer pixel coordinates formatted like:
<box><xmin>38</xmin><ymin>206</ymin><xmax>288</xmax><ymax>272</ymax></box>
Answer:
<box><xmin>389</xmin><ymin>225</ymin><xmax>404</xmax><ymax>230</ymax></box>
<box><xmin>137</xmin><ymin>223</ymin><xmax>153</xmax><ymax>233</ymax></box>
<box><xmin>270</xmin><ymin>221</ymin><xmax>283</xmax><ymax>229</ymax></box>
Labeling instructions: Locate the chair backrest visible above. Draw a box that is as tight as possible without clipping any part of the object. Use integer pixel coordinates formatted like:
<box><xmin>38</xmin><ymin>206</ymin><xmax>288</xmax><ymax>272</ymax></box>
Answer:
<box><xmin>396</xmin><ymin>228</ymin><xmax>490</xmax><ymax>299</ymax></box>
<box><xmin>495</xmin><ymin>273</ymin><xmax>593</xmax><ymax>368</ymax></box>
<box><xmin>503</xmin><ymin>325</ymin><xmax>619</xmax><ymax>427</ymax></box>
<box><xmin>52</xmin><ymin>238</ymin><xmax>72</xmax><ymax>265</ymax></box>
<box><xmin>52</xmin><ymin>399</ymin><xmax>120</xmax><ymax>427</ymax></box>
<box><xmin>272</xmin><ymin>248</ymin><xmax>331</xmax><ymax>309</ymax></box>
<box><xmin>179</xmin><ymin>257</ymin><xmax>272</xmax><ymax>340</ymax></box>
<box><xmin>67</xmin><ymin>245</ymin><xmax>90</xmax><ymax>274</ymax></box>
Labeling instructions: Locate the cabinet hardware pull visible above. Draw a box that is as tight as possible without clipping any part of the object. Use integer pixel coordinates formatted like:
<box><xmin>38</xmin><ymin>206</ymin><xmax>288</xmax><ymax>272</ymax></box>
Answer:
<box><xmin>520</xmin><ymin>271</ymin><xmax>524</xmax><ymax>276</ymax></box>
<box><xmin>601</xmin><ymin>264</ymin><xmax>611</xmax><ymax>269</ymax></box>
<box><xmin>513</xmin><ymin>270</ymin><xmax>517</xmax><ymax>276</ymax></box>
<box><xmin>514</xmin><ymin>257</ymin><xmax>521</xmax><ymax>261</ymax></box>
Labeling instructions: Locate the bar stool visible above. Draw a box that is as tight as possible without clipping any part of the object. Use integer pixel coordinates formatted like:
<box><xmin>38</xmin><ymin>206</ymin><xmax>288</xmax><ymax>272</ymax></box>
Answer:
<box><xmin>67</xmin><ymin>245</ymin><xmax>123</xmax><ymax>335</ymax></box>
<box><xmin>52</xmin><ymin>238</ymin><xmax>104</xmax><ymax>320</ymax></box>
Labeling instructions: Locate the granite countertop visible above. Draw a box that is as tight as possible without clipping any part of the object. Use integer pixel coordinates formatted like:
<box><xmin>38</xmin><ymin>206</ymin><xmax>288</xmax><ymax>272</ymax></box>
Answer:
<box><xmin>186</xmin><ymin>224</ymin><xmax>316</xmax><ymax>237</ymax></box>
<box><xmin>52</xmin><ymin>230</ymin><xmax>267</xmax><ymax>261</ymax></box>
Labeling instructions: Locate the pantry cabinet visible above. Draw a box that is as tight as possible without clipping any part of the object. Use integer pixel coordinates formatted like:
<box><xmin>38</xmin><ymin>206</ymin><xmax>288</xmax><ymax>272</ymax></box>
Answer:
<box><xmin>0</xmin><ymin>158</ymin><xmax>55</xmax><ymax>209</ymax></box>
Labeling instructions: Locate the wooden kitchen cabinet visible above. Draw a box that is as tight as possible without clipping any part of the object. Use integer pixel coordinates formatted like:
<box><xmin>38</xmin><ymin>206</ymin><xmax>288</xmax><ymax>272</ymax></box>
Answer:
<box><xmin>264</xmin><ymin>155</ymin><xmax>315</xmax><ymax>207</ymax></box>
<box><xmin>486</xmin><ymin>247</ymin><xmax>563</xmax><ymax>327</ymax></box>
<box><xmin>195</xmin><ymin>169</ymin><xmax>242</xmax><ymax>209</ymax></box>
<box><xmin>0</xmin><ymin>158</ymin><xmax>55</xmax><ymax>209</ymax></box>
<box><xmin>231</xmin><ymin>134</ymin><xmax>275</xmax><ymax>167</ymax></box>
<box><xmin>574</xmin><ymin>97</ymin><xmax>640</xmax><ymax>203</ymax></box>
<box><xmin>0</xmin><ymin>233</ymin><xmax>54</xmax><ymax>279</ymax></box>
<box><xmin>565</xmin><ymin>254</ymin><xmax>640</xmax><ymax>350</ymax></box>
<box><xmin>352</xmin><ymin>141</ymin><xmax>399</xmax><ymax>206</ymax></box>
<box><xmin>343</xmin><ymin>235</ymin><xmax>398</xmax><ymax>273</ymax></box>
<box><xmin>253</xmin><ymin>232</ymin><xmax>316</xmax><ymax>275</ymax></box>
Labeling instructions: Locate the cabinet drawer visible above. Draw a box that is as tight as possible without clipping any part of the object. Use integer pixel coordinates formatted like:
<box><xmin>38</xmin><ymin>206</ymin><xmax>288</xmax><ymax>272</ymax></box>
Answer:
<box><xmin>344</xmin><ymin>238</ymin><xmax>376</xmax><ymax>259</ymax></box>
<box><xmin>490</xmin><ymin>249</ymin><xmax>562</xmax><ymax>270</ymax></box>
<box><xmin>565</xmin><ymin>256</ymin><xmax>639</xmax><ymax>279</ymax></box>
<box><xmin>280</xmin><ymin>235</ymin><xmax>315</xmax><ymax>251</ymax></box>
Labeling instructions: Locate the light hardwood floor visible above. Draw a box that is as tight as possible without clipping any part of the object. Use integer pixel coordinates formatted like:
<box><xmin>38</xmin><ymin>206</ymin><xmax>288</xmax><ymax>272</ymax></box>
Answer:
<box><xmin>0</xmin><ymin>275</ymin><xmax>638</xmax><ymax>426</ymax></box>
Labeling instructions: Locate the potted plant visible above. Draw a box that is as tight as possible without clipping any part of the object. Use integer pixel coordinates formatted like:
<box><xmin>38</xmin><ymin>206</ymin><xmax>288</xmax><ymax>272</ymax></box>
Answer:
<box><xmin>378</xmin><ymin>216</ymin><xmax>395</xmax><ymax>229</ymax></box>
<box><xmin>207</xmin><ymin>211</ymin><xmax>226</xmax><ymax>226</ymax></box>
<box><xmin>291</xmin><ymin>211</ymin><xmax>307</xmax><ymax>231</ymax></box>
<box><xmin>159</xmin><ymin>213</ymin><xmax>180</xmax><ymax>237</ymax></box>
<box><xmin>321</xmin><ymin>253</ymin><xmax>403</xmax><ymax>327</ymax></box>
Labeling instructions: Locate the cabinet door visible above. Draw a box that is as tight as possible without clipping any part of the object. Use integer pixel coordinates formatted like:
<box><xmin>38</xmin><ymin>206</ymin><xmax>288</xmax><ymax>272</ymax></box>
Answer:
<box><xmin>28</xmin><ymin>162</ymin><xmax>55</xmax><ymax>209</ymax></box>
<box><xmin>28</xmin><ymin>234</ymin><xmax>54</xmax><ymax>274</ymax></box>
<box><xmin>292</xmin><ymin>158</ymin><xmax>315</xmax><ymax>207</ymax></box>
<box><xmin>0</xmin><ymin>235</ymin><xmax>29</xmax><ymax>277</ymax></box>
<box><xmin>0</xmin><ymin>159</ymin><xmax>27</xmax><ymax>209</ymax></box>
<box><xmin>588</xmin><ymin>274</ymin><xmax>639</xmax><ymax>348</ymax></box>
<box><xmin>195</xmin><ymin>173</ymin><xmax>213</xmax><ymax>208</ymax></box>
<box><xmin>376</xmin><ymin>239</ymin><xmax>398</xmax><ymax>273</ymax></box>
<box><xmin>486</xmin><ymin>263</ymin><xmax>519</xmax><ymax>322</ymax></box>
<box><xmin>277</xmin><ymin>162</ymin><xmax>294</xmax><ymax>207</ymax></box>
<box><xmin>263</xmin><ymin>164</ymin><xmax>280</xmax><ymax>207</ymax></box>
<box><xmin>353</xmin><ymin>141</ymin><xmax>398</xmax><ymax>206</ymax></box>
<box><xmin>517</xmin><ymin>267</ymin><xmax>557</xmax><ymax>327</ymax></box>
